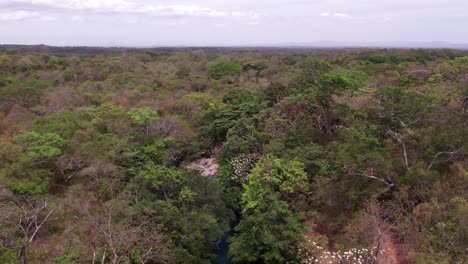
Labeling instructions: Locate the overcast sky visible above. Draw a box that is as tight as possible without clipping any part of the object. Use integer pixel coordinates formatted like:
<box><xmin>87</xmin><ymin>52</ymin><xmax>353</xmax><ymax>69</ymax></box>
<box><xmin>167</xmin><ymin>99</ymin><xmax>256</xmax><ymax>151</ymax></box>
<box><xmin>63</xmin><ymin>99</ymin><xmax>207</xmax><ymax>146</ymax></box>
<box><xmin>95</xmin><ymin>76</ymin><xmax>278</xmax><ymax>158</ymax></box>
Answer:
<box><xmin>0</xmin><ymin>0</ymin><xmax>467</xmax><ymax>46</ymax></box>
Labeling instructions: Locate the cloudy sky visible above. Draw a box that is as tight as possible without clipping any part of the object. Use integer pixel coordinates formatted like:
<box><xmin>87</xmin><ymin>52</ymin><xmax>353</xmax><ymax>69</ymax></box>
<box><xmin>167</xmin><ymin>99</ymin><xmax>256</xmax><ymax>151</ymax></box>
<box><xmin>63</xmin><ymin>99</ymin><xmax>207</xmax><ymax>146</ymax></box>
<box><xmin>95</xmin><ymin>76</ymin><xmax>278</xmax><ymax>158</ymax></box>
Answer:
<box><xmin>0</xmin><ymin>0</ymin><xmax>467</xmax><ymax>46</ymax></box>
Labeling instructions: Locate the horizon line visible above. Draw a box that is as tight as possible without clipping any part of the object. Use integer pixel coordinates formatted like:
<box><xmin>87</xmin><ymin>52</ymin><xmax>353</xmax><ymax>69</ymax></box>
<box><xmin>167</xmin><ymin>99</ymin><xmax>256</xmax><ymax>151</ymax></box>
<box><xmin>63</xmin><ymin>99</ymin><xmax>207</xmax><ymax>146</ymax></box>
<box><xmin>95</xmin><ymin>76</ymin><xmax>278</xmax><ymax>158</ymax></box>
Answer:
<box><xmin>1</xmin><ymin>41</ymin><xmax>468</xmax><ymax>50</ymax></box>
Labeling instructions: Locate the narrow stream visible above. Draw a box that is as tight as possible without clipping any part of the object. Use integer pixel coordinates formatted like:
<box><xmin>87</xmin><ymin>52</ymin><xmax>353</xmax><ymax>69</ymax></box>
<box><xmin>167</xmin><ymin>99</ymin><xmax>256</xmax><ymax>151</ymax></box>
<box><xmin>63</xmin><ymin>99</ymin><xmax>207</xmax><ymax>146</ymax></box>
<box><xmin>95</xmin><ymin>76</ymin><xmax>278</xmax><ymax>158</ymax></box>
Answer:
<box><xmin>184</xmin><ymin>157</ymin><xmax>232</xmax><ymax>263</ymax></box>
<box><xmin>214</xmin><ymin>234</ymin><xmax>231</xmax><ymax>264</ymax></box>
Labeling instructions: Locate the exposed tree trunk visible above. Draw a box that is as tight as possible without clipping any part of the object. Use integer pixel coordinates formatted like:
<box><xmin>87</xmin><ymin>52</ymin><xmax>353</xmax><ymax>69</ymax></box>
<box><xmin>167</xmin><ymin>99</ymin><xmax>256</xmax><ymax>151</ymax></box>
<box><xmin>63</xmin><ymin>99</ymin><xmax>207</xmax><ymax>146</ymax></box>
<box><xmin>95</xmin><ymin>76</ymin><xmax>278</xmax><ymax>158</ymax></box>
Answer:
<box><xmin>318</xmin><ymin>107</ymin><xmax>336</xmax><ymax>137</ymax></box>
<box><xmin>345</xmin><ymin>167</ymin><xmax>394</xmax><ymax>189</ymax></box>
<box><xmin>388</xmin><ymin>131</ymin><xmax>408</xmax><ymax>167</ymax></box>
<box><xmin>17</xmin><ymin>200</ymin><xmax>54</xmax><ymax>264</ymax></box>
<box><xmin>373</xmin><ymin>227</ymin><xmax>382</xmax><ymax>264</ymax></box>
<box><xmin>92</xmin><ymin>249</ymin><xmax>96</xmax><ymax>264</ymax></box>
<box><xmin>20</xmin><ymin>246</ymin><xmax>26</xmax><ymax>264</ymax></box>
<box><xmin>463</xmin><ymin>96</ymin><xmax>467</xmax><ymax>124</ymax></box>
<box><xmin>101</xmin><ymin>249</ymin><xmax>106</xmax><ymax>264</ymax></box>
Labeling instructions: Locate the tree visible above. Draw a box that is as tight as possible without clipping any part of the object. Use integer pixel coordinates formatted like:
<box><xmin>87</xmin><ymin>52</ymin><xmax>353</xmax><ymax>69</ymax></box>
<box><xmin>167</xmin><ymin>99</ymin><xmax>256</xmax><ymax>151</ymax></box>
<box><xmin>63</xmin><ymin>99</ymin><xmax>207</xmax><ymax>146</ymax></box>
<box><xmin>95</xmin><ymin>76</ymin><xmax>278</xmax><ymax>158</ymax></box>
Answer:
<box><xmin>82</xmin><ymin>104</ymin><xmax>128</xmax><ymax>134</ymax></box>
<box><xmin>128</xmin><ymin>106</ymin><xmax>159</xmax><ymax>134</ymax></box>
<box><xmin>175</xmin><ymin>65</ymin><xmax>191</xmax><ymax>79</ymax></box>
<box><xmin>64</xmin><ymin>186</ymin><xmax>172</xmax><ymax>264</ymax></box>
<box><xmin>218</xmin><ymin>116</ymin><xmax>270</xmax><ymax>164</ymax></box>
<box><xmin>208</xmin><ymin>61</ymin><xmax>242</xmax><ymax>80</ymax></box>
<box><xmin>312</xmin><ymin>70</ymin><xmax>367</xmax><ymax>137</ymax></box>
<box><xmin>201</xmin><ymin>89</ymin><xmax>265</xmax><ymax>144</ymax></box>
<box><xmin>134</xmin><ymin>163</ymin><xmax>188</xmax><ymax>201</ymax></box>
<box><xmin>13</xmin><ymin>131</ymin><xmax>66</xmax><ymax>161</ymax></box>
<box><xmin>229</xmin><ymin>156</ymin><xmax>308</xmax><ymax>263</ymax></box>
<box><xmin>375</xmin><ymin>85</ymin><xmax>440</xmax><ymax>167</ymax></box>
<box><xmin>0</xmin><ymin>80</ymin><xmax>45</xmax><ymax>108</ymax></box>
<box><xmin>442</xmin><ymin>56</ymin><xmax>468</xmax><ymax>81</ymax></box>
<box><xmin>294</xmin><ymin>58</ymin><xmax>331</xmax><ymax>88</ymax></box>
<box><xmin>0</xmin><ymin>198</ymin><xmax>55</xmax><ymax>264</ymax></box>
<box><xmin>293</xmin><ymin>61</ymin><xmax>368</xmax><ymax>137</ymax></box>
<box><xmin>32</xmin><ymin>110</ymin><xmax>81</xmax><ymax>139</ymax></box>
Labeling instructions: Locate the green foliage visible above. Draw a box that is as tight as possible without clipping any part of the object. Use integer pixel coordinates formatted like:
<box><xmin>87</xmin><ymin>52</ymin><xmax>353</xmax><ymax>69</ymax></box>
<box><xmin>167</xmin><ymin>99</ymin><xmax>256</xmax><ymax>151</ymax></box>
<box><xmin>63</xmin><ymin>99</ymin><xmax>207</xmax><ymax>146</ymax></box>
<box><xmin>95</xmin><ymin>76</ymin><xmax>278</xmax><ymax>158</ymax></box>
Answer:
<box><xmin>134</xmin><ymin>163</ymin><xmax>188</xmax><ymax>200</ymax></box>
<box><xmin>81</xmin><ymin>103</ymin><xmax>127</xmax><ymax>134</ymax></box>
<box><xmin>0</xmin><ymin>79</ymin><xmax>45</xmax><ymax>107</ymax></box>
<box><xmin>175</xmin><ymin>65</ymin><xmax>192</xmax><ymax>79</ymax></box>
<box><xmin>409</xmin><ymin>197</ymin><xmax>468</xmax><ymax>264</ymax></box>
<box><xmin>442</xmin><ymin>56</ymin><xmax>468</xmax><ymax>80</ymax></box>
<box><xmin>396</xmin><ymin>74</ymin><xmax>418</xmax><ymax>87</ymax></box>
<box><xmin>208</xmin><ymin>61</ymin><xmax>242</xmax><ymax>80</ymax></box>
<box><xmin>229</xmin><ymin>191</ymin><xmax>303</xmax><ymax>263</ymax></box>
<box><xmin>130</xmin><ymin>165</ymin><xmax>230</xmax><ymax>263</ymax></box>
<box><xmin>0</xmin><ymin>48</ymin><xmax>466</xmax><ymax>263</ymax></box>
<box><xmin>229</xmin><ymin>156</ymin><xmax>308</xmax><ymax>263</ymax></box>
<box><xmin>297</xmin><ymin>58</ymin><xmax>332</xmax><ymax>87</ymax></box>
<box><xmin>142</xmin><ymin>50</ymin><xmax>161</xmax><ymax>59</ymax></box>
<box><xmin>32</xmin><ymin>111</ymin><xmax>81</xmax><ymax>138</ymax></box>
<box><xmin>13</xmin><ymin>131</ymin><xmax>66</xmax><ymax>160</ymax></box>
<box><xmin>316</xmin><ymin>70</ymin><xmax>368</xmax><ymax>105</ymax></box>
<box><xmin>0</xmin><ymin>140</ymin><xmax>22</xmax><ymax>166</ymax></box>
<box><xmin>201</xmin><ymin>98</ymin><xmax>264</xmax><ymax>143</ymax></box>
<box><xmin>427</xmin><ymin>73</ymin><xmax>443</xmax><ymax>83</ymax></box>
<box><xmin>366</xmin><ymin>54</ymin><xmax>388</xmax><ymax>64</ymax></box>
<box><xmin>53</xmin><ymin>254</ymin><xmax>79</xmax><ymax>264</ymax></box>
<box><xmin>219</xmin><ymin>116</ymin><xmax>270</xmax><ymax>163</ymax></box>
<box><xmin>135</xmin><ymin>84</ymin><xmax>159</xmax><ymax>92</ymax></box>
<box><xmin>127</xmin><ymin>106</ymin><xmax>159</xmax><ymax>125</ymax></box>
<box><xmin>182</xmin><ymin>92</ymin><xmax>219</xmax><ymax>111</ymax></box>
<box><xmin>376</xmin><ymin>85</ymin><xmax>440</xmax><ymax>129</ymax></box>
<box><xmin>0</xmin><ymin>248</ymin><xmax>16</xmax><ymax>264</ymax></box>
<box><xmin>259</xmin><ymin>82</ymin><xmax>291</xmax><ymax>106</ymax></box>
<box><xmin>10</xmin><ymin>179</ymin><xmax>48</xmax><ymax>195</ymax></box>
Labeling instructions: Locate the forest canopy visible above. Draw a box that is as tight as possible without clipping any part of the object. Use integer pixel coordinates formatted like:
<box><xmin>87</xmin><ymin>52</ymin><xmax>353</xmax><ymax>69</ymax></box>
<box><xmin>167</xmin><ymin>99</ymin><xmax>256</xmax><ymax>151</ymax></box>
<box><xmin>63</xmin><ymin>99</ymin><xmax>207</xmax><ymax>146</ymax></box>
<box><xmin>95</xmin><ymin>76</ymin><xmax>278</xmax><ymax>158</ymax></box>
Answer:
<box><xmin>0</xmin><ymin>47</ymin><xmax>467</xmax><ymax>264</ymax></box>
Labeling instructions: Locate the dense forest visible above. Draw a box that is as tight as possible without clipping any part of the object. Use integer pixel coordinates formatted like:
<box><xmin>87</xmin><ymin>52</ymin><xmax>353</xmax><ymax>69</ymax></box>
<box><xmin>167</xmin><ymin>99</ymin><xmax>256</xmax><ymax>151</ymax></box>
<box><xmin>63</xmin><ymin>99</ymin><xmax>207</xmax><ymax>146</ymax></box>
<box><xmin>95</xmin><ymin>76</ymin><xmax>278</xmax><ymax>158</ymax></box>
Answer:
<box><xmin>0</xmin><ymin>47</ymin><xmax>466</xmax><ymax>264</ymax></box>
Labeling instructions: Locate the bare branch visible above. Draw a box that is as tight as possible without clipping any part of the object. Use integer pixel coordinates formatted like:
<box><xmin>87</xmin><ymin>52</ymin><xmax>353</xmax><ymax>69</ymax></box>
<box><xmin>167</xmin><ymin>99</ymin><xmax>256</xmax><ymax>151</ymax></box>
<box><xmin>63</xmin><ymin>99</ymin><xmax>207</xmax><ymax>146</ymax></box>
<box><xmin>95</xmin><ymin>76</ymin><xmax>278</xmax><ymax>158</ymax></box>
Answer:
<box><xmin>427</xmin><ymin>150</ymin><xmax>463</xmax><ymax>170</ymax></box>
<box><xmin>345</xmin><ymin>167</ymin><xmax>395</xmax><ymax>188</ymax></box>
<box><xmin>387</xmin><ymin>131</ymin><xmax>409</xmax><ymax>167</ymax></box>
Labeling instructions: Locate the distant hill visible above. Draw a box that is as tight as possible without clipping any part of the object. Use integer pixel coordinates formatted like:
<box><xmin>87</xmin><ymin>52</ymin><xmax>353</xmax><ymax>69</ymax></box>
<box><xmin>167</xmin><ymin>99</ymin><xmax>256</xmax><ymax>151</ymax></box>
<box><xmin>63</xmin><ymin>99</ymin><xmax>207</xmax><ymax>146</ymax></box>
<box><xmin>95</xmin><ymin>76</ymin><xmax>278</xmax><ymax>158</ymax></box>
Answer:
<box><xmin>274</xmin><ymin>41</ymin><xmax>468</xmax><ymax>50</ymax></box>
<box><xmin>0</xmin><ymin>42</ymin><xmax>467</xmax><ymax>56</ymax></box>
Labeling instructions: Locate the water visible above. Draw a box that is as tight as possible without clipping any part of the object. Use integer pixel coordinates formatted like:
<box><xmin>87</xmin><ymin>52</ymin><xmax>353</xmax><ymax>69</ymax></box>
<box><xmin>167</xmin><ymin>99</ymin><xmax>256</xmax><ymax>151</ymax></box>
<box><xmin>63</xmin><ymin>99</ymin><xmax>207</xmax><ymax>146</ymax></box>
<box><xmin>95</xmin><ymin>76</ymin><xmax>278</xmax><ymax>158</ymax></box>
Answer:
<box><xmin>213</xmin><ymin>234</ymin><xmax>231</xmax><ymax>264</ymax></box>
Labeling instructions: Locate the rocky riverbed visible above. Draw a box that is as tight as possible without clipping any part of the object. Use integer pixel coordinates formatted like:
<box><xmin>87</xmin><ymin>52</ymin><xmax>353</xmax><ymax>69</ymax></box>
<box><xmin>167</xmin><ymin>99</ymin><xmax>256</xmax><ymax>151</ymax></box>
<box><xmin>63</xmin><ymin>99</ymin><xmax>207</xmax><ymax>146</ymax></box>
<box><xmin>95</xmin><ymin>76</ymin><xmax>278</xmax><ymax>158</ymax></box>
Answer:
<box><xmin>183</xmin><ymin>157</ymin><xmax>219</xmax><ymax>178</ymax></box>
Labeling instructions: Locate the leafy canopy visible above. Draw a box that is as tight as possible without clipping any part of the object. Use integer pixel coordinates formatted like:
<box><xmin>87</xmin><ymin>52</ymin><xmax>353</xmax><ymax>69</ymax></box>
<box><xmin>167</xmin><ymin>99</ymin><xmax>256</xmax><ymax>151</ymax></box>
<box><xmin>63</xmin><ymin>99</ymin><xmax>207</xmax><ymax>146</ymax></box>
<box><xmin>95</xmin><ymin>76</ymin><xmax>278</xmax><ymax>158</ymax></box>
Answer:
<box><xmin>13</xmin><ymin>131</ymin><xmax>66</xmax><ymax>160</ymax></box>
<box><xmin>208</xmin><ymin>61</ymin><xmax>242</xmax><ymax>80</ymax></box>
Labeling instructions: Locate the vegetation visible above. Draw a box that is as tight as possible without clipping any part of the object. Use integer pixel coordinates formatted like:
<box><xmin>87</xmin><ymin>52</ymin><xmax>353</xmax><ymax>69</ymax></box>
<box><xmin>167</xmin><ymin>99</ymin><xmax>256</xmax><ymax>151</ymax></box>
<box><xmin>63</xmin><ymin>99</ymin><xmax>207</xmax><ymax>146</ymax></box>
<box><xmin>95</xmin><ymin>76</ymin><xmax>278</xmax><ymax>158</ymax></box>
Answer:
<box><xmin>0</xmin><ymin>46</ymin><xmax>467</xmax><ymax>263</ymax></box>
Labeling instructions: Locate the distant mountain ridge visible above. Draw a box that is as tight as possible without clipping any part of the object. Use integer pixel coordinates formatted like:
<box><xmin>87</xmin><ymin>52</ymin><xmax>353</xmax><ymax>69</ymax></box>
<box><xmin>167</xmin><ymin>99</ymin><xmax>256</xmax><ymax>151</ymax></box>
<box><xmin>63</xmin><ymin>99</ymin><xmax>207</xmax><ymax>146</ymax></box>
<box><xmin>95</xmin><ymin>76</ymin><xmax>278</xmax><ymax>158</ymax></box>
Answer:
<box><xmin>0</xmin><ymin>41</ymin><xmax>467</xmax><ymax>56</ymax></box>
<box><xmin>275</xmin><ymin>41</ymin><xmax>468</xmax><ymax>49</ymax></box>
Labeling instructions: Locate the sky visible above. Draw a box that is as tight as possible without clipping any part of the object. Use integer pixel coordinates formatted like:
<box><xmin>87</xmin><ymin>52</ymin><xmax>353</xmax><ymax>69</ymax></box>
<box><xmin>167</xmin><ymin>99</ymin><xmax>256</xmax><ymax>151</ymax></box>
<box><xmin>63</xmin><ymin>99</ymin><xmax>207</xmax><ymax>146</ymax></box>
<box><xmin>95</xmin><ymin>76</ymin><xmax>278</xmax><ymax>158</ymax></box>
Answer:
<box><xmin>0</xmin><ymin>0</ymin><xmax>467</xmax><ymax>46</ymax></box>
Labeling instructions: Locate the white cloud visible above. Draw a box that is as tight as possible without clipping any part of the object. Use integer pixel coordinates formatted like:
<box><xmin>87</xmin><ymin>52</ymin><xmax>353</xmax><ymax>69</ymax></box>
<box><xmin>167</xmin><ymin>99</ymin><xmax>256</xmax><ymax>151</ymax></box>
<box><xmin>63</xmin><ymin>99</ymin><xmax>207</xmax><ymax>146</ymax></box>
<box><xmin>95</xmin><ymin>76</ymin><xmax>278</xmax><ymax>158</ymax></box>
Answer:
<box><xmin>2</xmin><ymin>0</ymin><xmax>260</xmax><ymax>20</ymax></box>
<box><xmin>320</xmin><ymin>12</ymin><xmax>352</xmax><ymax>19</ymax></box>
<box><xmin>37</xmin><ymin>15</ymin><xmax>56</xmax><ymax>21</ymax></box>
<box><xmin>333</xmin><ymin>12</ymin><xmax>351</xmax><ymax>18</ymax></box>
<box><xmin>0</xmin><ymin>10</ymin><xmax>39</xmax><ymax>20</ymax></box>
<box><xmin>1</xmin><ymin>0</ymin><xmax>467</xmax><ymax>45</ymax></box>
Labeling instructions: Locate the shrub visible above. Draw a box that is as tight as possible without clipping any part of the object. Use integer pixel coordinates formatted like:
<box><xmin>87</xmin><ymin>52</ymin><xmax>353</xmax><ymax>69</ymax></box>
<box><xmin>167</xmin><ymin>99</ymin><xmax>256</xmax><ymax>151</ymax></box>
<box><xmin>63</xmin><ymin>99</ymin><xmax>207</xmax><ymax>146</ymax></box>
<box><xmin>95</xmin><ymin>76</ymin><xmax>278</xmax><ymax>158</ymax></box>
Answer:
<box><xmin>208</xmin><ymin>61</ymin><xmax>242</xmax><ymax>80</ymax></box>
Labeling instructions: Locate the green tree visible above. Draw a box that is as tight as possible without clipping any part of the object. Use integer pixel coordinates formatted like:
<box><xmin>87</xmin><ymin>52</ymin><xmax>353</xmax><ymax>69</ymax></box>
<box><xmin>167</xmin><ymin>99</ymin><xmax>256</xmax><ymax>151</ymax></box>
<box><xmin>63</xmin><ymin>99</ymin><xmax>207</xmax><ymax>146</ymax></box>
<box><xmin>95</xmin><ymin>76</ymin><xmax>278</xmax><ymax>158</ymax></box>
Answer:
<box><xmin>208</xmin><ymin>61</ymin><xmax>242</xmax><ymax>80</ymax></box>
<box><xmin>32</xmin><ymin>111</ymin><xmax>81</xmax><ymax>139</ymax></box>
<box><xmin>128</xmin><ymin>106</ymin><xmax>159</xmax><ymax>134</ymax></box>
<box><xmin>0</xmin><ymin>80</ymin><xmax>45</xmax><ymax>108</ymax></box>
<box><xmin>175</xmin><ymin>65</ymin><xmax>191</xmax><ymax>79</ymax></box>
<box><xmin>297</xmin><ymin>69</ymin><xmax>368</xmax><ymax>137</ymax></box>
<box><xmin>13</xmin><ymin>131</ymin><xmax>66</xmax><ymax>161</ymax></box>
<box><xmin>134</xmin><ymin>163</ymin><xmax>188</xmax><ymax>201</ymax></box>
<box><xmin>81</xmin><ymin>103</ymin><xmax>128</xmax><ymax>134</ymax></box>
<box><xmin>229</xmin><ymin>157</ymin><xmax>308</xmax><ymax>263</ymax></box>
<box><xmin>375</xmin><ymin>85</ymin><xmax>440</xmax><ymax>167</ymax></box>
